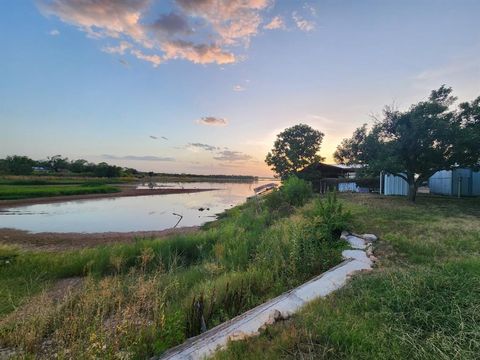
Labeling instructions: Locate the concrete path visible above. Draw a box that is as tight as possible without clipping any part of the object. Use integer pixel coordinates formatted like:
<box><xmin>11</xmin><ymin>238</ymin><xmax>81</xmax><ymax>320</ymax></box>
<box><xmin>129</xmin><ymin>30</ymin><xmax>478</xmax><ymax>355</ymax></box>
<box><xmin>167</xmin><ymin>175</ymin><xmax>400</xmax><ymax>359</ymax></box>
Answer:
<box><xmin>156</xmin><ymin>233</ymin><xmax>377</xmax><ymax>360</ymax></box>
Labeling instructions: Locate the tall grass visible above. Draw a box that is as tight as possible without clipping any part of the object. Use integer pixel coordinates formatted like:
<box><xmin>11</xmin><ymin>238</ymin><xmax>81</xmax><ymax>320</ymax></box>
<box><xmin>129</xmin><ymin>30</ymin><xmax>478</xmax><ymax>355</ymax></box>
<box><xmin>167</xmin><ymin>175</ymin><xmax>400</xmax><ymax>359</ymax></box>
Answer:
<box><xmin>0</xmin><ymin>179</ymin><xmax>352</xmax><ymax>358</ymax></box>
<box><xmin>214</xmin><ymin>194</ymin><xmax>480</xmax><ymax>360</ymax></box>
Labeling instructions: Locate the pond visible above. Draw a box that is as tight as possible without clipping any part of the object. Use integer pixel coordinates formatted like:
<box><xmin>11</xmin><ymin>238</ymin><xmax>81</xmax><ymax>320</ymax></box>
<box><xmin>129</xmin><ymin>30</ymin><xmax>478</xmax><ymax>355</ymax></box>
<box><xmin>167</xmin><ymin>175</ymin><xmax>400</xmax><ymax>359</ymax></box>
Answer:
<box><xmin>0</xmin><ymin>180</ymin><xmax>278</xmax><ymax>233</ymax></box>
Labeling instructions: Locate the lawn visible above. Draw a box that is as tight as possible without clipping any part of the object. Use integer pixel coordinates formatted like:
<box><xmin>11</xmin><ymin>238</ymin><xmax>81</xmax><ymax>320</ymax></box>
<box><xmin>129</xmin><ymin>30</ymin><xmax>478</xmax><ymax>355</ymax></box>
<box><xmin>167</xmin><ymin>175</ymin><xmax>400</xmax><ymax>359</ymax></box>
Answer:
<box><xmin>0</xmin><ymin>178</ymin><xmax>350</xmax><ymax>358</ymax></box>
<box><xmin>214</xmin><ymin>194</ymin><xmax>480</xmax><ymax>360</ymax></box>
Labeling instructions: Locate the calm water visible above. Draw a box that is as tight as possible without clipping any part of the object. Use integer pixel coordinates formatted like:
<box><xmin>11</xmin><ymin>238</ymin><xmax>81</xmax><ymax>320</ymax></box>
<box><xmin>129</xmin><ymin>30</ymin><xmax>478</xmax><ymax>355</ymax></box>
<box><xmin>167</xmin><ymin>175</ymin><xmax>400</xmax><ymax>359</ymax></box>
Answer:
<box><xmin>0</xmin><ymin>180</ymin><xmax>278</xmax><ymax>233</ymax></box>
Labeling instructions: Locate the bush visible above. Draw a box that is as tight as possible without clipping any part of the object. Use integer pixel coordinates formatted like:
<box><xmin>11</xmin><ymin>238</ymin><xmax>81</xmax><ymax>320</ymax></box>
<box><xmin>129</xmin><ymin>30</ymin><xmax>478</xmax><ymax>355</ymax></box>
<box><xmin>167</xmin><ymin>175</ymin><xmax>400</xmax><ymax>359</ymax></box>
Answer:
<box><xmin>281</xmin><ymin>176</ymin><xmax>313</xmax><ymax>207</ymax></box>
<box><xmin>308</xmin><ymin>191</ymin><xmax>352</xmax><ymax>241</ymax></box>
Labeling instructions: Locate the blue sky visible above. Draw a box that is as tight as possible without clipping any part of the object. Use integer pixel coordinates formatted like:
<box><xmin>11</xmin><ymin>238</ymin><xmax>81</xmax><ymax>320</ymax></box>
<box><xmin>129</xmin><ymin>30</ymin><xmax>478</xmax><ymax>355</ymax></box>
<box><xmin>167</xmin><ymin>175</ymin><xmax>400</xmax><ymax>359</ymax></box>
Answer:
<box><xmin>1</xmin><ymin>0</ymin><xmax>479</xmax><ymax>176</ymax></box>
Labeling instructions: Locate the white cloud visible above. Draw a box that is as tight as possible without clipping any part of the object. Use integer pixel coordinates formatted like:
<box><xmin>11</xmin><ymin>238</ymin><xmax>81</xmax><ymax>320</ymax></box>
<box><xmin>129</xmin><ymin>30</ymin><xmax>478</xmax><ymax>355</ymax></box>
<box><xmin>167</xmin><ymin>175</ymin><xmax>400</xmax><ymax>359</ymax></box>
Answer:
<box><xmin>264</xmin><ymin>16</ymin><xmax>284</xmax><ymax>30</ymax></box>
<box><xmin>102</xmin><ymin>41</ymin><xmax>132</xmax><ymax>54</ymax></box>
<box><xmin>292</xmin><ymin>11</ymin><xmax>315</xmax><ymax>32</ymax></box>
<box><xmin>49</xmin><ymin>29</ymin><xmax>60</xmax><ymax>36</ymax></box>
<box><xmin>38</xmin><ymin>0</ymin><xmax>150</xmax><ymax>43</ymax></box>
<box><xmin>130</xmin><ymin>49</ymin><xmax>162</xmax><ymax>67</ymax></box>
<box><xmin>37</xmin><ymin>0</ymin><xmax>297</xmax><ymax>67</ymax></box>
<box><xmin>162</xmin><ymin>40</ymin><xmax>235</xmax><ymax>64</ymax></box>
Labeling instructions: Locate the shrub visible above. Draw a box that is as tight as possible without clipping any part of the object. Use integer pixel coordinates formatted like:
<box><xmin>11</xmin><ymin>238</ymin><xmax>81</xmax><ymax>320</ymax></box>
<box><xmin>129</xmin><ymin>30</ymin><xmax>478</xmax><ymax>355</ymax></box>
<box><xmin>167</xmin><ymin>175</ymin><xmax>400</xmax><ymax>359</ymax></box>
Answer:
<box><xmin>281</xmin><ymin>176</ymin><xmax>313</xmax><ymax>207</ymax></box>
<box><xmin>309</xmin><ymin>191</ymin><xmax>352</xmax><ymax>242</ymax></box>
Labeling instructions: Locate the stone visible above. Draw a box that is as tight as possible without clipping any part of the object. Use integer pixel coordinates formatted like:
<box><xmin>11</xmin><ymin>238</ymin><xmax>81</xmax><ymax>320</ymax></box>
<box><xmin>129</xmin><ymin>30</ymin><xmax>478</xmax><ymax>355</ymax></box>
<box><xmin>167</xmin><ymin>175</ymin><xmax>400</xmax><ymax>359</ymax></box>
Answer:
<box><xmin>345</xmin><ymin>235</ymin><xmax>367</xmax><ymax>250</ymax></box>
<box><xmin>361</xmin><ymin>234</ymin><xmax>378</xmax><ymax>242</ymax></box>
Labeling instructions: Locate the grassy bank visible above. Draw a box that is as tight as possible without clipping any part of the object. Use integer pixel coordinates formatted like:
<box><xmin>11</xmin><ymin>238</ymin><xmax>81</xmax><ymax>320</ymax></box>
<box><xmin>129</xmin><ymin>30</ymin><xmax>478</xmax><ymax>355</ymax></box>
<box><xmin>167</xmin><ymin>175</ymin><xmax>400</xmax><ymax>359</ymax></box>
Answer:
<box><xmin>0</xmin><ymin>178</ymin><xmax>350</xmax><ymax>358</ymax></box>
<box><xmin>0</xmin><ymin>184</ymin><xmax>120</xmax><ymax>200</ymax></box>
<box><xmin>214</xmin><ymin>194</ymin><xmax>480</xmax><ymax>360</ymax></box>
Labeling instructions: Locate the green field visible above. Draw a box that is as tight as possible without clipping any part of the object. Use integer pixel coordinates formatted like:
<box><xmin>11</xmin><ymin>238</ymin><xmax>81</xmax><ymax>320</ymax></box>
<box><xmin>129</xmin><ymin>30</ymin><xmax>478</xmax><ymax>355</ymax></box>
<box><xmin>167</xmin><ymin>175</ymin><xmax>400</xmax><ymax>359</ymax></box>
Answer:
<box><xmin>0</xmin><ymin>184</ymin><xmax>120</xmax><ymax>200</ymax></box>
<box><xmin>214</xmin><ymin>194</ymin><xmax>480</xmax><ymax>360</ymax></box>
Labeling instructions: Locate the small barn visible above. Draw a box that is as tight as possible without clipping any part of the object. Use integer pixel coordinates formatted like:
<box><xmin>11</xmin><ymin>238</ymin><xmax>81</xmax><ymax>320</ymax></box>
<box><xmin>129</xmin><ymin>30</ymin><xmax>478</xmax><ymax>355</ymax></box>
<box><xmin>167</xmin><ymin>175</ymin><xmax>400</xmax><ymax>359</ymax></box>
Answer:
<box><xmin>298</xmin><ymin>163</ymin><xmax>362</xmax><ymax>193</ymax></box>
<box><xmin>429</xmin><ymin>168</ymin><xmax>480</xmax><ymax>197</ymax></box>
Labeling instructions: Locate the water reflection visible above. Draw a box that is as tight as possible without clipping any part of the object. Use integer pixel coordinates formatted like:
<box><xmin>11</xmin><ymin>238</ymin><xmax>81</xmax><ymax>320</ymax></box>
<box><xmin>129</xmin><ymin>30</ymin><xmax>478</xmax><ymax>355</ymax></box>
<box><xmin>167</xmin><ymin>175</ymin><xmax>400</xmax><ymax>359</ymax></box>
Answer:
<box><xmin>0</xmin><ymin>180</ymin><xmax>278</xmax><ymax>233</ymax></box>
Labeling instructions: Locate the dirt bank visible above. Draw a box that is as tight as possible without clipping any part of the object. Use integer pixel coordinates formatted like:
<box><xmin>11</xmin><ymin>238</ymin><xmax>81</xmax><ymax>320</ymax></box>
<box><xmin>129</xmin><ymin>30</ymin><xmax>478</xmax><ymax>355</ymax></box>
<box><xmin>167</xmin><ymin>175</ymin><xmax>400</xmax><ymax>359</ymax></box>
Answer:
<box><xmin>0</xmin><ymin>226</ymin><xmax>200</xmax><ymax>252</ymax></box>
<box><xmin>0</xmin><ymin>187</ymin><xmax>216</xmax><ymax>210</ymax></box>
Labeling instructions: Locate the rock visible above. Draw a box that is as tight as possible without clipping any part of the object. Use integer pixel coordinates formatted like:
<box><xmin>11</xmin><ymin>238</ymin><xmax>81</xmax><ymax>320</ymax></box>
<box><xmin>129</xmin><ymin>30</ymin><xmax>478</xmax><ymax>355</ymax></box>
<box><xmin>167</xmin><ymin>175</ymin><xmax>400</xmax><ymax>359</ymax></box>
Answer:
<box><xmin>361</xmin><ymin>234</ymin><xmax>378</xmax><ymax>242</ymax></box>
<box><xmin>340</xmin><ymin>231</ymin><xmax>349</xmax><ymax>241</ymax></box>
<box><xmin>345</xmin><ymin>236</ymin><xmax>367</xmax><ymax>250</ymax></box>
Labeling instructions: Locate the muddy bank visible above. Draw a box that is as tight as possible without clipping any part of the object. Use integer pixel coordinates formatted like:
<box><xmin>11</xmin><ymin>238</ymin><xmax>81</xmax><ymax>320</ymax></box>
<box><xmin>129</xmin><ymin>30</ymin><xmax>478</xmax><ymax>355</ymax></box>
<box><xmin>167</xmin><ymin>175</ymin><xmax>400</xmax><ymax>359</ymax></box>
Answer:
<box><xmin>0</xmin><ymin>187</ymin><xmax>216</xmax><ymax>210</ymax></box>
<box><xmin>0</xmin><ymin>226</ymin><xmax>200</xmax><ymax>252</ymax></box>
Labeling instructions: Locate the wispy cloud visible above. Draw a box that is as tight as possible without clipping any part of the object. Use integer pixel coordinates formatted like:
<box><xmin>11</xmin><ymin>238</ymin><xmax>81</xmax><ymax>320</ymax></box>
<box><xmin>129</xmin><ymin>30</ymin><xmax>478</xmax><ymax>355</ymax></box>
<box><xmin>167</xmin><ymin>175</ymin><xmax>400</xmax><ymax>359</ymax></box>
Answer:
<box><xmin>292</xmin><ymin>11</ymin><xmax>316</xmax><ymax>32</ymax></box>
<box><xmin>49</xmin><ymin>29</ymin><xmax>60</xmax><ymax>36</ymax></box>
<box><xmin>188</xmin><ymin>143</ymin><xmax>219</xmax><ymax>151</ymax></box>
<box><xmin>414</xmin><ymin>57</ymin><xmax>479</xmax><ymax>82</ymax></box>
<box><xmin>264</xmin><ymin>16</ymin><xmax>284</xmax><ymax>30</ymax></box>
<box><xmin>130</xmin><ymin>49</ymin><xmax>162</xmax><ymax>67</ymax></box>
<box><xmin>162</xmin><ymin>40</ymin><xmax>235</xmax><ymax>65</ymax></box>
<box><xmin>213</xmin><ymin>150</ymin><xmax>252</xmax><ymax>161</ymax></box>
<box><xmin>102</xmin><ymin>41</ymin><xmax>132</xmax><ymax>55</ymax></box>
<box><xmin>102</xmin><ymin>154</ymin><xmax>175</xmax><ymax>161</ymax></box>
<box><xmin>196</xmin><ymin>116</ymin><xmax>228</xmax><ymax>126</ymax></box>
<box><xmin>150</xmin><ymin>135</ymin><xmax>168</xmax><ymax>140</ymax></box>
<box><xmin>119</xmin><ymin>59</ymin><xmax>130</xmax><ymax>67</ymax></box>
<box><xmin>37</xmin><ymin>0</ymin><xmax>301</xmax><ymax>67</ymax></box>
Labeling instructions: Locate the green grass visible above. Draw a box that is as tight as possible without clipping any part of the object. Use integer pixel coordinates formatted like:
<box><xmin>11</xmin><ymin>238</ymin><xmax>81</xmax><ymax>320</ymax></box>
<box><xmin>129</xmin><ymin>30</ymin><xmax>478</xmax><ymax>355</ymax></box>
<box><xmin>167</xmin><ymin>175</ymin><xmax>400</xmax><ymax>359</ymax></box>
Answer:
<box><xmin>214</xmin><ymin>194</ymin><xmax>480</xmax><ymax>360</ymax></box>
<box><xmin>0</xmin><ymin>180</ymin><xmax>350</xmax><ymax>358</ymax></box>
<box><xmin>0</xmin><ymin>184</ymin><xmax>120</xmax><ymax>200</ymax></box>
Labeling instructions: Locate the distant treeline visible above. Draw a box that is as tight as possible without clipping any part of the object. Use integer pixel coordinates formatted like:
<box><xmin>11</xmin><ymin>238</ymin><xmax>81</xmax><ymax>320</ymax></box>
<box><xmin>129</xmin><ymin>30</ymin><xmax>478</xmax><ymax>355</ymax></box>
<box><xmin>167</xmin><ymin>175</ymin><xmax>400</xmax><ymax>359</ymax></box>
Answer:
<box><xmin>0</xmin><ymin>155</ymin><xmax>137</xmax><ymax>178</ymax></box>
<box><xmin>0</xmin><ymin>155</ymin><xmax>258</xmax><ymax>181</ymax></box>
<box><xmin>153</xmin><ymin>173</ymin><xmax>258</xmax><ymax>182</ymax></box>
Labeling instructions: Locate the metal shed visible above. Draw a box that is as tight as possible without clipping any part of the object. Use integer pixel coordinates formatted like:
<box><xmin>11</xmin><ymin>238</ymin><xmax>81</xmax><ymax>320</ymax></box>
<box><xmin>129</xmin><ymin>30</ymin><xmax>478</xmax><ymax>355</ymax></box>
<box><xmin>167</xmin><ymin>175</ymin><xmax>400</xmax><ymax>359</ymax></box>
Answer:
<box><xmin>429</xmin><ymin>168</ymin><xmax>480</xmax><ymax>197</ymax></box>
<box><xmin>380</xmin><ymin>171</ymin><xmax>408</xmax><ymax>196</ymax></box>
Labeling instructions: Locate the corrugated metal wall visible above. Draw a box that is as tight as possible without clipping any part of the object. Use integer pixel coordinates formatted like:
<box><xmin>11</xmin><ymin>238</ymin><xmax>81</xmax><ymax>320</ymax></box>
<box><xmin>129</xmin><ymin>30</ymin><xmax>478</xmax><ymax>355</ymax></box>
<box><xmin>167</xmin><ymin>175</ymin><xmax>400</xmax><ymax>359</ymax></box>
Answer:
<box><xmin>429</xmin><ymin>170</ymin><xmax>452</xmax><ymax>195</ymax></box>
<box><xmin>429</xmin><ymin>169</ymin><xmax>480</xmax><ymax>196</ymax></box>
<box><xmin>382</xmin><ymin>173</ymin><xmax>408</xmax><ymax>196</ymax></box>
<box><xmin>472</xmin><ymin>171</ymin><xmax>480</xmax><ymax>196</ymax></box>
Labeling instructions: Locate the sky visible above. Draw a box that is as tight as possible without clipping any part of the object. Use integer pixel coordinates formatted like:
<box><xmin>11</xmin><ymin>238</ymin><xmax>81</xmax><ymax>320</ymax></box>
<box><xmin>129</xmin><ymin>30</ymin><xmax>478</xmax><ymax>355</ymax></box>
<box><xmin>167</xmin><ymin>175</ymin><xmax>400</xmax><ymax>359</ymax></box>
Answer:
<box><xmin>1</xmin><ymin>0</ymin><xmax>479</xmax><ymax>177</ymax></box>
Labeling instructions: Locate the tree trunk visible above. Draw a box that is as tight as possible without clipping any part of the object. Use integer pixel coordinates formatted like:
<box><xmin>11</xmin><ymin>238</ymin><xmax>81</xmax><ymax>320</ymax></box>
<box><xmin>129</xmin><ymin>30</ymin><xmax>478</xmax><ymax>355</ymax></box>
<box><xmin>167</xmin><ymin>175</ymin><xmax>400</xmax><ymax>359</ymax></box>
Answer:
<box><xmin>407</xmin><ymin>181</ymin><xmax>417</xmax><ymax>202</ymax></box>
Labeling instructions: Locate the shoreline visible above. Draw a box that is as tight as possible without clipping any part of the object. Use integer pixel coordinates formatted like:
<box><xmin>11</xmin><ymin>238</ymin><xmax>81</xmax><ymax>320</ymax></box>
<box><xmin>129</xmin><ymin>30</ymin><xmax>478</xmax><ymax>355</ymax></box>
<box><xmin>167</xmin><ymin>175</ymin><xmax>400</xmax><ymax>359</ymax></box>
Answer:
<box><xmin>0</xmin><ymin>187</ymin><xmax>216</xmax><ymax>210</ymax></box>
<box><xmin>0</xmin><ymin>226</ymin><xmax>200</xmax><ymax>252</ymax></box>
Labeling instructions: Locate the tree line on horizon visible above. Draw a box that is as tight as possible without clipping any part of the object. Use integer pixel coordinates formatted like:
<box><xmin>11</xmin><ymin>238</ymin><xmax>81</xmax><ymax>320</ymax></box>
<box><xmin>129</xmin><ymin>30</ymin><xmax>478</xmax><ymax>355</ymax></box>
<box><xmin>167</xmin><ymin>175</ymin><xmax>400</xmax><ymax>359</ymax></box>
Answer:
<box><xmin>0</xmin><ymin>155</ymin><xmax>259</xmax><ymax>180</ymax></box>
<box><xmin>0</xmin><ymin>155</ymin><xmax>138</xmax><ymax>178</ymax></box>
<box><xmin>265</xmin><ymin>85</ymin><xmax>480</xmax><ymax>201</ymax></box>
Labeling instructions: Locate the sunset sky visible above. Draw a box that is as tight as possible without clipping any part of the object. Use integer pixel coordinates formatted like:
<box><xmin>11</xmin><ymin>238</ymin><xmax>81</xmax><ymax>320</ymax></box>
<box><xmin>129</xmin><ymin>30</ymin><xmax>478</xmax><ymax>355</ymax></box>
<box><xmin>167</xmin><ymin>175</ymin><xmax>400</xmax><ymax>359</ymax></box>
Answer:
<box><xmin>1</xmin><ymin>0</ymin><xmax>479</xmax><ymax>176</ymax></box>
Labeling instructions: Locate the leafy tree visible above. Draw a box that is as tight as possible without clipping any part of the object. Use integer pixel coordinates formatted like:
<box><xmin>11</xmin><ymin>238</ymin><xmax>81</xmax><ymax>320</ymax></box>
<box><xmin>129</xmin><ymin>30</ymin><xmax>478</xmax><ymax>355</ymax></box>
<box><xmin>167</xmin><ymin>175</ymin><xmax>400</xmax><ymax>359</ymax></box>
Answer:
<box><xmin>0</xmin><ymin>159</ymin><xmax>8</xmax><ymax>174</ymax></box>
<box><xmin>266</xmin><ymin>124</ymin><xmax>324</xmax><ymax>178</ymax></box>
<box><xmin>334</xmin><ymin>86</ymin><xmax>480</xmax><ymax>201</ymax></box>
<box><xmin>70</xmin><ymin>159</ymin><xmax>89</xmax><ymax>173</ymax></box>
<box><xmin>93</xmin><ymin>162</ymin><xmax>122</xmax><ymax>178</ymax></box>
<box><xmin>4</xmin><ymin>155</ymin><xmax>35</xmax><ymax>175</ymax></box>
<box><xmin>48</xmin><ymin>155</ymin><xmax>69</xmax><ymax>172</ymax></box>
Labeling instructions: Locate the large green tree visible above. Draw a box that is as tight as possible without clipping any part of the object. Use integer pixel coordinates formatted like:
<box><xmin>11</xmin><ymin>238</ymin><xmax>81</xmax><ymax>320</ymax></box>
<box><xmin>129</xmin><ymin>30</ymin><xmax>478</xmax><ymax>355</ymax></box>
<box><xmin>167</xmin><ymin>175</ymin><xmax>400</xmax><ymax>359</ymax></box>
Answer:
<box><xmin>334</xmin><ymin>86</ymin><xmax>480</xmax><ymax>201</ymax></box>
<box><xmin>4</xmin><ymin>155</ymin><xmax>35</xmax><ymax>175</ymax></box>
<box><xmin>266</xmin><ymin>124</ymin><xmax>324</xmax><ymax>178</ymax></box>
